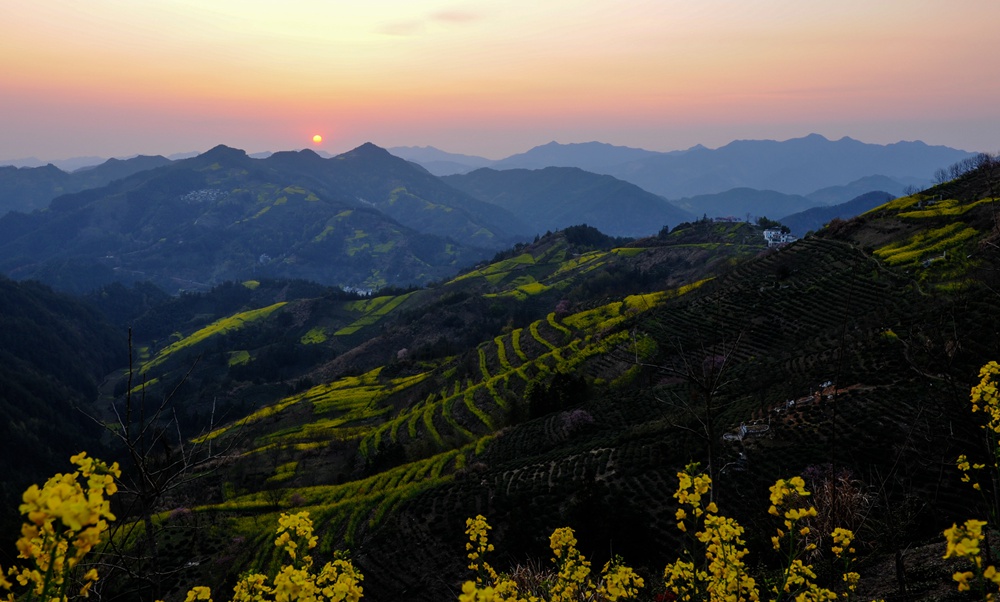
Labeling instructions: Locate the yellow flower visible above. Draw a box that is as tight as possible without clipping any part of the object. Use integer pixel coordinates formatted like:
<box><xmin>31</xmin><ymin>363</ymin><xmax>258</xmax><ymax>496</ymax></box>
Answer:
<box><xmin>830</xmin><ymin>528</ymin><xmax>854</xmax><ymax>558</ymax></box>
<box><xmin>957</xmin><ymin>455</ymin><xmax>971</xmax><ymax>472</ymax></box>
<box><xmin>459</xmin><ymin>580</ymin><xmax>496</xmax><ymax>602</ymax></box>
<box><xmin>465</xmin><ymin>515</ymin><xmax>499</xmax><ymax>585</ymax></box>
<box><xmin>953</xmin><ymin>570</ymin><xmax>975</xmax><ymax>592</ymax></box>
<box><xmin>944</xmin><ymin>519</ymin><xmax>987</xmax><ymax>559</ymax></box>
<box><xmin>985</xmin><ymin>565</ymin><xmax>1000</xmax><ymax>585</ymax></box>
<box><xmin>184</xmin><ymin>585</ymin><xmax>213</xmax><ymax>602</ymax></box>
<box><xmin>598</xmin><ymin>559</ymin><xmax>644</xmax><ymax>601</ymax></box>
<box><xmin>971</xmin><ymin>361</ymin><xmax>1000</xmax><ymax>433</ymax></box>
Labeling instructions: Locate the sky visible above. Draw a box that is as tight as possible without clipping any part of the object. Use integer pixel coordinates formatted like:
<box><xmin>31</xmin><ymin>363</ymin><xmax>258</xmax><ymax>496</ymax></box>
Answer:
<box><xmin>2</xmin><ymin>0</ymin><xmax>999</xmax><ymax>162</ymax></box>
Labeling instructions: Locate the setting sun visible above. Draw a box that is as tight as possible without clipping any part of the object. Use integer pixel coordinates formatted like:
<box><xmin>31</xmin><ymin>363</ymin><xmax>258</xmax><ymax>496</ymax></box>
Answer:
<box><xmin>312</xmin><ymin>134</ymin><xmax>323</xmax><ymax>144</ymax></box>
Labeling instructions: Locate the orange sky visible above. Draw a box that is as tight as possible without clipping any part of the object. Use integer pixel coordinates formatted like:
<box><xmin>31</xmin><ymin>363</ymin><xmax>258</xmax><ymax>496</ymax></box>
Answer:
<box><xmin>2</xmin><ymin>0</ymin><xmax>998</xmax><ymax>160</ymax></box>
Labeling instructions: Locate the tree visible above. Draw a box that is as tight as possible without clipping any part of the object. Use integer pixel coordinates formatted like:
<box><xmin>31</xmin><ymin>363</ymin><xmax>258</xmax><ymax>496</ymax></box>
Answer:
<box><xmin>755</xmin><ymin>216</ymin><xmax>786</xmax><ymax>232</ymax></box>
<box><xmin>84</xmin><ymin>330</ymin><xmax>246</xmax><ymax>601</ymax></box>
<box><xmin>631</xmin><ymin>315</ymin><xmax>745</xmax><ymax>500</ymax></box>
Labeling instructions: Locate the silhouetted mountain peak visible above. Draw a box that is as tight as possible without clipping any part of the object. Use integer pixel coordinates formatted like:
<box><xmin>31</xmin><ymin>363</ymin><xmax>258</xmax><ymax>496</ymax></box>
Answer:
<box><xmin>342</xmin><ymin>142</ymin><xmax>394</xmax><ymax>160</ymax></box>
<box><xmin>39</xmin><ymin>164</ymin><xmax>66</xmax><ymax>175</ymax></box>
<box><xmin>296</xmin><ymin>148</ymin><xmax>323</xmax><ymax>160</ymax></box>
<box><xmin>264</xmin><ymin>148</ymin><xmax>327</xmax><ymax>169</ymax></box>
<box><xmin>198</xmin><ymin>144</ymin><xmax>249</xmax><ymax>162</ymax></box>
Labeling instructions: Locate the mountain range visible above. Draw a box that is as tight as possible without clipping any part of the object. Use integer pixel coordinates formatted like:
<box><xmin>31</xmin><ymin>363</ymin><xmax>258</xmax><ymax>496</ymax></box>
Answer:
<box><xmin>0</xmin><ymin>154</ymin><xmax>173</xmax><ymax>214</ymax></box>
<box><xmin>1</xmin><ymin>145</ymin><xmax>999</xmax><ymax>599</ymax></box>
<box><xmin>0</xmin><ymin>135</ymin><xmax>978</xmax><ymax>296</ymax></box>
<box><xmin>393</xmin><ymin>134</ymin><xmax>972</xmax><ymax>199</ymax></box>
<box><xmin>0</xmin><ymin>144</ymin><xmax>531</xmax><ymax>294</ymax></box>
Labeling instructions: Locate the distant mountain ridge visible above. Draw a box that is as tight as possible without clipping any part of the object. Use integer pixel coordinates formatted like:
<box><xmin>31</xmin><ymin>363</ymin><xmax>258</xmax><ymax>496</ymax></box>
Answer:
<box><xmin>668</xmin><ymin>187</ymin><xmax>822</xmax><ymax>221</ymax></box>
<box><xmin>0</xmin><ymin>155</ymin><xmax>173</xmax><ymax>214</ymax></box>
<box><xmin>490</xmin><ymin>140</ymin><xmax>668</xmax><ymax>171</ymax></box>
<box><xmin>443</xmin><ymin>166</ymin><xmax>692</xmax><ymax>238</ymax></box>
<box><xmin>396</xmin><ymin>134</ymin><xmax>973</xmax><ymax>200</ymax></box>
<box><xmin>0</xmin><ymin>156</ymin><xmax>108</xmax><ymax>171</ymax></box>
<box><xmin>260</xmin><ymin>143</ymin><xmax>531</xmax><ymax>247</ymax></box>
<box><xmin>387</xmin><ymin>146</ymin><xmax>494</xmax><ymax>176</ymax></box>
<box><xmin>608</xmin><ymin>134</ymin><xmax>973</xmax><ymax>197</ymax></box>
<box><xmin>804</xmin><ymin>175</ymin><xmax>909</xmax><ymax>205</ymax></box>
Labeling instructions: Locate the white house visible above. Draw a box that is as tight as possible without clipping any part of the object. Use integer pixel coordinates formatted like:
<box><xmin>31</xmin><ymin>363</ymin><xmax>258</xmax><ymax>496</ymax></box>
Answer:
<box><xmin>763</xmin><ymin>228</ymin><xmax>797</xmax><ymax>247</ymax></box>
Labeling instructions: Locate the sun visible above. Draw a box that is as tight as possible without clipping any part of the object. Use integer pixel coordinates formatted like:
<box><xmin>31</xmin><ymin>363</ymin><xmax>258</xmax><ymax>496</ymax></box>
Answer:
<box><xmin>312</xmin><ymin>134</ymin><xmax>323</xmax><ymax>144</ymax></box>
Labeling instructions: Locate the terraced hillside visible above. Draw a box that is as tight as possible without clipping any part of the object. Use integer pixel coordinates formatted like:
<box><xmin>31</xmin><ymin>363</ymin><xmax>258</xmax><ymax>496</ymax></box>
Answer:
<box><xmin>107</xmin><ymin>283</ymin><xmax>700</xmax><ymax>600</ymax></box>
<box><xmin>112</xmin><ymin>224</ymin><xmax>766</xmax><ymax>429</ymax></box>
<box><xmin>92</xmin><ymin>223</ymin><xmax>771</xmax><ymax>598</ymax></box>
<box><xmin>94</xmin><ymin>163</ymin><xmax>1000</xmax><ymax>602</ymax></box>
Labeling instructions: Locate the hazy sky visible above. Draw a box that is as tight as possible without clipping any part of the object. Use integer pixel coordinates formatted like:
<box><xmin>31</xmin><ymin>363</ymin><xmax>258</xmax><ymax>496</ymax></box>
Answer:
<box><xmin>2</xmin><ymin>1</ymin><xmax>999</xmax><ymax>161</ymax></box>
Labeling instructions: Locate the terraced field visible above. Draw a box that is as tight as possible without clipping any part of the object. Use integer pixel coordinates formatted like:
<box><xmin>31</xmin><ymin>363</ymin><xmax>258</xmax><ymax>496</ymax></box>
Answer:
<box><xmin>180</xmin><ymin>234</ymin><xmax>961</xmax><ymax>600</ymax></box>
<box><xmin>84</xmin><ymin>165</ymin><xmax>1000</xmax><ymax>602</ymax></box>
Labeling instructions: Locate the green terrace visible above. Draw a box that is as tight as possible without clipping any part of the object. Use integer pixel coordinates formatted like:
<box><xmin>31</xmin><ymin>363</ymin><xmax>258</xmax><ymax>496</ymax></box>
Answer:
<box><xmin>335</xmin><ymin>291</ymin><xmax>417</xmax><ymax>336</ymax></box>
<box><xmin>450</xmin><ymin>241</ymin><xmax>660</xmax><ymax>300</ymax></box>
<box><xmin>188</xmin><ymin>280</ymin><xmax>716</xmax><ymax>543</ymax></box>
<box><xmin>298</xmin><ymin>291</ymin><xmax>681</xmax><ymax>448</ymax></box>
<box><xmin>142</xmin><ymin>301</ymin><xmax>288</xmax><ymax>373</ymax></box>
<box><xmin>865</xmin><ymin>190</ymin><xmax>998</xmax><ymax>283</ymax></box>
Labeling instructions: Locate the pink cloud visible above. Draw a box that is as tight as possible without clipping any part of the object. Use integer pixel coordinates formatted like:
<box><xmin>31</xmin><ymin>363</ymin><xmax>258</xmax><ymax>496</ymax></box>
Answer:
<box><xmin>430</xmin><ymin>10</ymin><xmax>481</xmax><ymax>24</ymax></box>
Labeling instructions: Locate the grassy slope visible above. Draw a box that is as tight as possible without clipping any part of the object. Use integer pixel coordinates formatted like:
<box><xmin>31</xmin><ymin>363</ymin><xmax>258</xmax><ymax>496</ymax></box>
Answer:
<box><xmin>101</xmin><ymin>223</ymin><xmax>766</xmax><ymax>597</ymax></box>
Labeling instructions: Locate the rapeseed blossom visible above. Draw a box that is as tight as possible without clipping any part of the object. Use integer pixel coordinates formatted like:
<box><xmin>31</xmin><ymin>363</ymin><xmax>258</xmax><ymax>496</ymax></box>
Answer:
<box><xmin>943</xmin><ymin>519</ymin><xmax>987</xmax><ymax>562</ymax></box>
<box><xmin>663</xmin><ymin>464</ymin><xmax>866</xmax><ymax>602</ymax></box>
<box><xmin>200</xmin><ymin>512</ymin><xmax>364</xmax><ymax>602</ymax></box>
<box><xmin>943</xmin><ymin>362</ymin><xmax>1000</xmax><ymax>598</ymax></box>
<box><xmin>0</xmin><ymin>452</ymin><xmax>119</xmax><ymax>602</ymax></box>
<box><xmin>459</xmin><ymin>516</ymin><xmax>642</xmax><ymax>602</ymax></box>
<box><xmin>548</xmin><ymin>527</ymin><xmax>592</xmax><ymax>602</ymax></box>
<box><xmin>970</xmin><ymin>361</ymin><xmax>1000</xmax><ymax>433</ymax></box>
<box><xmin>597</xmin><ymin>559</ymin><xmax>644</xmax><ymax>602</ymax></box>
<box><xmin>466</xmin><ymin>515</ymin><xmax>498</xmax><ymax>585</ymax></box>
<box><xmin>663</xmin><ymin>464</ymin><xmax>758</xmax><ymax>602</ymax></box>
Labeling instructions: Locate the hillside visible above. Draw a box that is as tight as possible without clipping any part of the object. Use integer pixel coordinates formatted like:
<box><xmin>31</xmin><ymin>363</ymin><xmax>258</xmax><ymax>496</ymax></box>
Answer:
<box><xmin>443</xmin><ymin>166</ymin><xmax>693</xmax><ymax>238</ymax></box>
<box><xmin>0</xmin><ymin>144</ymin><xmax>529</xmax><ymax>294</ymax></box>
<box><xmin>0</xmin><ymin>276</ymin><xmax>125</xmax><ymax>555</ymax></box>
<box><xmin>781</xmin><ymin>190</ymin><xmax>895</xmax><ymax>235</ymax></box>
<box><xmin>114</xmin><ymin>159</ymin><xmax>1000</xmax><ymax>599</ymax></box>
<box><xmin>112</xmin><ymin>223</ymin><xmax>766</xmax><ymax>426</ymax></box>
<box><xmin>36</xmin><ymin>220</ymin><xmax>759</xmax><ymax>597</ymax></box>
